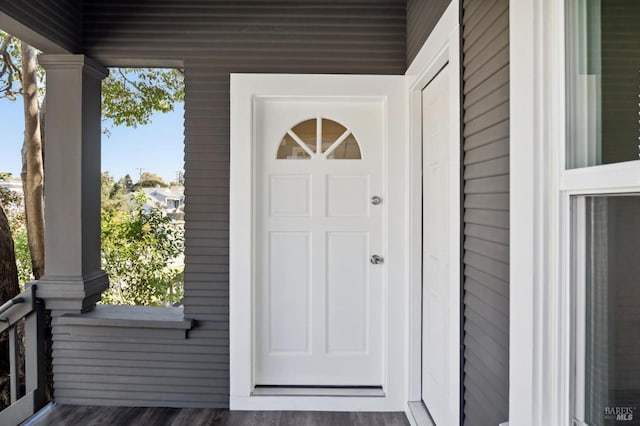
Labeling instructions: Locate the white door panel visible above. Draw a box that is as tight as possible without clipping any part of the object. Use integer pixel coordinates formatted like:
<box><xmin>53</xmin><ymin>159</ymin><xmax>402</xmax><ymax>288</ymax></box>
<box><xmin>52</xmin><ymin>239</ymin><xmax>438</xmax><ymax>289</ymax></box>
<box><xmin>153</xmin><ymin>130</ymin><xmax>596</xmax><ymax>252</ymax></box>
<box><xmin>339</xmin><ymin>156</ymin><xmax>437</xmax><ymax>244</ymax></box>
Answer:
<box><xmin>268</xmin><ymin>232</ymin><xmax>311</xmax><ymax>353</ymax></box>
<box><xmin>255</xmin><ymin>98</ymin><xmax>384</xmax><ymax>386</ymax></box>
<box><xmin>422</xmin><ymin>66</ymin><xmax>452</xmax><ymax>424</ymax></box>
<box><xmin>326</xmin><ymin>232</ymin><xmax>369</xmax><ymax>353</ymax></box>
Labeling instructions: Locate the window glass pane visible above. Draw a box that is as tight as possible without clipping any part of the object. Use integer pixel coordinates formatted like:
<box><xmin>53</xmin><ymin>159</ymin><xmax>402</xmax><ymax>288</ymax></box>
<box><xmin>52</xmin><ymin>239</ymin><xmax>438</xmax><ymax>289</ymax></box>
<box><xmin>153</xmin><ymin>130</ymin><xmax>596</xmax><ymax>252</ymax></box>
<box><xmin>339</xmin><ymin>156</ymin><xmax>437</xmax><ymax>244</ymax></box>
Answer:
<box><xmin>321</xmin><ymin>119</ymin><xmax>347</xmax><ymax>153</ymax></box>
<box><xmin>566</xmin><ymin>1</ymin><xmax>640</xmax><ymax>168</ymax></box>
<box><xmin>327</xmin><ymin>134</ymin><xmax>362</xmax><ymax>159</ymax></box>
<box><xmin>290</xmin><ymin>119</ymin><xmax>317</xmax><ymax>154</ymax></box>
<box><xmin>582</xmin><ymin>195</ymin><xmax>640</xmax><ymax>424</ymax></box>
<box><xmin>277</xmin><ymin>134</ymin><xmax>311</xmax><ymax>159</ymax></box>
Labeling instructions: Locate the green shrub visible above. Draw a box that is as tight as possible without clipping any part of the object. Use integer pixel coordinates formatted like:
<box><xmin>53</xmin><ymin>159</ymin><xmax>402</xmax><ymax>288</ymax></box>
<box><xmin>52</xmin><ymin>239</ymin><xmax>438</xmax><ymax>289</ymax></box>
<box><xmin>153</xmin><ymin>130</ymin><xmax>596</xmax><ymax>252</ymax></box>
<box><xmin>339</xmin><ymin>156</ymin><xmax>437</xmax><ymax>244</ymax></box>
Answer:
<box><xmin>13</xmin><ymin>228</ymin><xmax>33</xmax><ymax>285</ymax></box>
<box><xmin>100</xmin><ymin>192</ymin><xmax>184</xmax><ymax>306</ymax></box>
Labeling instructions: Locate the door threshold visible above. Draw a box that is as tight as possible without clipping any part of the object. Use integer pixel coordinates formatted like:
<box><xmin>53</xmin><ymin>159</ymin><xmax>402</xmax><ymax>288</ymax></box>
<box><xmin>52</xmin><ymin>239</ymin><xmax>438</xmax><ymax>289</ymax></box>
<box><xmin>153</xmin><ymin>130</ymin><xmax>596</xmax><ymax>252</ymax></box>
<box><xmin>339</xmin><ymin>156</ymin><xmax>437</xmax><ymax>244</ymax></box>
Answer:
<box><xmin>251</xmin><ymin>386</ymin><xmax>385</xmax><ymax>397</ymax></box>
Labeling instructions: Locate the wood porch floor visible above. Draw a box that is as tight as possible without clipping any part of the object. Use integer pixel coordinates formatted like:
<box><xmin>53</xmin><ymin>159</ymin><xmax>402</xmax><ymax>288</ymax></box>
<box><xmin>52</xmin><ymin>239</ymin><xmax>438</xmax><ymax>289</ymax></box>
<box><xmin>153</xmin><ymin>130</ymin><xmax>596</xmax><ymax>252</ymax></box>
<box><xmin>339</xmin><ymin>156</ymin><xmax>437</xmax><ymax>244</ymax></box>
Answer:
<box><xmin>23</xmin><ymin>403</ymin><xmax>410</xmax><ymax>426</ymax></box>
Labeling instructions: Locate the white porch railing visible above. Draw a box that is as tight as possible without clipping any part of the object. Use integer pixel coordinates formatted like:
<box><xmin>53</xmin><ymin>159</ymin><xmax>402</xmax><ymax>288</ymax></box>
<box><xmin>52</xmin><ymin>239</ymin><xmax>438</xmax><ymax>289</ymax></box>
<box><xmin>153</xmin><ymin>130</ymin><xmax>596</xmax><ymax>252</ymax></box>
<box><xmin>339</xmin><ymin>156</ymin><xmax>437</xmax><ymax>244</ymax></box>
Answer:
<box><xmin>0</xmin><ymin>285</ymin><xmax>46</xmax><ymax>425</ymax></box>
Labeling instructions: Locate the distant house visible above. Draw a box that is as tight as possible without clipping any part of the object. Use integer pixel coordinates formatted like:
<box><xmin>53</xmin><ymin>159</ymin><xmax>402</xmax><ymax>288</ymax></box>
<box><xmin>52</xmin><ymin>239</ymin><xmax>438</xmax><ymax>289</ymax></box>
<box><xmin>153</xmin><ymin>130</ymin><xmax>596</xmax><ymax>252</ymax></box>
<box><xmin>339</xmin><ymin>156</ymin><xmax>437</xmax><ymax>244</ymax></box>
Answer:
<box><xmin>0</xmin><ymin>180</ymin><xmax>23</xmax><ymax>196</ymax></box>
<box><xmin>140</xmin><ymin>186</ymin><xmax>185</xmax><ymax>220</ymax></box>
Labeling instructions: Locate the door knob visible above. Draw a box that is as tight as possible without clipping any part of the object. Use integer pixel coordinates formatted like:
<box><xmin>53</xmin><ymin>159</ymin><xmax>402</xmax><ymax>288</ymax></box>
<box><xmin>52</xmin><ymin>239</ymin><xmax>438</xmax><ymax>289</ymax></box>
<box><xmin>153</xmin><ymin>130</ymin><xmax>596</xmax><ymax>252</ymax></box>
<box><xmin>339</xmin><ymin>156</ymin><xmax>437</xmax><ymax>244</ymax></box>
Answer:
<box><xmin>371</xmin><ymin>196</ymin><xmax>382</xmax><ymax>205</ymax></box>
<box><xmin>370</xmin><ymin>255</ymin><xmax>384</xmax><ymax>265</ymax></box>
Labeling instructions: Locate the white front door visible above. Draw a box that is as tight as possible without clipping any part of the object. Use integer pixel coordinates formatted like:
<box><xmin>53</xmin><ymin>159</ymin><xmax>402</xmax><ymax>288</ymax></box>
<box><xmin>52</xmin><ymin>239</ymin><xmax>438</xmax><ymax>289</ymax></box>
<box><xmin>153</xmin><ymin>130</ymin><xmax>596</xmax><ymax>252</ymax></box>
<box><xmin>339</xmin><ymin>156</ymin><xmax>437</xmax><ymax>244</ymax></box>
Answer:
<box><xmin>422</xmin><ymin>66</ymin><xmax>452</xmax><ymax>424</ymax></box>
<box><xmin>254</xmin><ymin>98</ymin><xmax>385</xmax><ymax>386</ymax></box>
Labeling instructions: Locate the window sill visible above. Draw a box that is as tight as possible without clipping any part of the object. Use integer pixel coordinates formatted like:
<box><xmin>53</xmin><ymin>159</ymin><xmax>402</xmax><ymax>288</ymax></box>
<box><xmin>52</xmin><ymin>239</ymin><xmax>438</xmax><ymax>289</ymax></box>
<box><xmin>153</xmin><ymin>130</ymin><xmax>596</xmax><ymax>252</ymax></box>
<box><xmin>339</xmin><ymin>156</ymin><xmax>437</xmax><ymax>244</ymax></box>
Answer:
<box><xmin>56</xmin><ymin>305</ymin><xmax>193</xmax><ymax>331</ymax></box>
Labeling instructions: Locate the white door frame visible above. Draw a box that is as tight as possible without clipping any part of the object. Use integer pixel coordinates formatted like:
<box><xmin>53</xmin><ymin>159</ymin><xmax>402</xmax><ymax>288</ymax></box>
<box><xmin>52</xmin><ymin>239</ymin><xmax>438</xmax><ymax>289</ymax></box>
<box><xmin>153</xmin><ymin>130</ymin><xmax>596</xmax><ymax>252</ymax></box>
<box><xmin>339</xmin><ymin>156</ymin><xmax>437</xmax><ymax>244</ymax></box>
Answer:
<box><xmin>229</xmin><ymin>74</ymin><xmax>406</xmax><ymax>411</ymax></box>
<box><xmin>405</xmin><ymin>3</ymin><xmax>461</xmax><ymax>424</ymax></box>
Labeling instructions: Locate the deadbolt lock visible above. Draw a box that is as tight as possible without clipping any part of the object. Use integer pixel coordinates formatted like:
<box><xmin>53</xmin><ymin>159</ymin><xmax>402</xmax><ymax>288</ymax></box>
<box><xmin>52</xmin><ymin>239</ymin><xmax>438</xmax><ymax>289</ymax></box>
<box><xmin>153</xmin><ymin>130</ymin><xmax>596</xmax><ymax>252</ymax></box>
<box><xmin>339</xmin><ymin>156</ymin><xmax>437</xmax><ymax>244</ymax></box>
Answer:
<box><xmin>371</xmin><ymin>196</ymin><xmax>382</xmax><ymax>205</ymax></box>
<box><xmin>370</xmin><ymin>255</ymin><xmax>384</xmax><ymax>265</ymax></box>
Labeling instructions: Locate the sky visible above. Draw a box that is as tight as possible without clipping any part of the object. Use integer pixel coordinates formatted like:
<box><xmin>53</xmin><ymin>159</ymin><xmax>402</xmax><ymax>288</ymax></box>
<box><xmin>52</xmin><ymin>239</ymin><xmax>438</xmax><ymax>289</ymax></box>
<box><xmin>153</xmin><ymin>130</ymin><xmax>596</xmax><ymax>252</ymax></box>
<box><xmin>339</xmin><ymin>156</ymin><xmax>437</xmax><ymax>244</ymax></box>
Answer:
<box><xmin>0</xmin><ymin>98</ymin><xmax>185</xmax><ymax>184</ymax></box>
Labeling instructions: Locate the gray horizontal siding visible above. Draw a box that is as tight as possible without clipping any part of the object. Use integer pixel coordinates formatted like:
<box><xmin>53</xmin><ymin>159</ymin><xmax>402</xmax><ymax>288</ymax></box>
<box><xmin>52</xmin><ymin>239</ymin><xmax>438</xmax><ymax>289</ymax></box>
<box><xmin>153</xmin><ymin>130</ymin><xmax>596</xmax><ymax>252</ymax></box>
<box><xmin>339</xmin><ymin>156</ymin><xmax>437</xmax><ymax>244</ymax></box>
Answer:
<box><xmin>50</xmin><ymin>1</ymin><xmax>406</xmax><ymax>409</ymax></box>
<box><xmin>406</xmin><ymin>0</ymin><xmax>450</xmax><ymax>66</ymax></box>
<box><xmin>52</xmin><ymin>325</ymin><xmax>232</xmax><ymax>407</ymax></box>
<box><xmin>0</xmin><ymin>0</ymin><xmax>80</xmax><ymax>52</ymax></box>
<box><xmin>462</xmin><ymin>0</ymin><xmax>510</xmax><ymax>424</ymax></box>
<box><xmin>181</xmin><ymin>69</ymin><xmax>229</xmax><ymax>329</ymax></box>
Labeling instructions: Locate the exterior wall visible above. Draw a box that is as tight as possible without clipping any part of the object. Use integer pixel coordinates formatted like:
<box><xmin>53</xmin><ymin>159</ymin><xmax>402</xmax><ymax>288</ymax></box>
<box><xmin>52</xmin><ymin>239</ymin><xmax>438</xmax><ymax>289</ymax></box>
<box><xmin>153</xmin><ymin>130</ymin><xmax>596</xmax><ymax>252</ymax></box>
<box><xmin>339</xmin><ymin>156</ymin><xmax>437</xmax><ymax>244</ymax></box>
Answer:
<box><xmin>0</xmin><ymin>0</ymin><xmax>80</xmax><ymax>53</ymax></box>
<box><xmin>406</xmin><ymin>0</ymin><xmax>451</xmax><ymax>65</ymax></box>
<box><xmin>52</xmin><ymin>0</ymin><xmax>406</xmax><ymax>408</ymax></box>
<box><xmin>461</xmin><ymin>0</ymin><xmax>510</xmax><ymax>424</ymax></box>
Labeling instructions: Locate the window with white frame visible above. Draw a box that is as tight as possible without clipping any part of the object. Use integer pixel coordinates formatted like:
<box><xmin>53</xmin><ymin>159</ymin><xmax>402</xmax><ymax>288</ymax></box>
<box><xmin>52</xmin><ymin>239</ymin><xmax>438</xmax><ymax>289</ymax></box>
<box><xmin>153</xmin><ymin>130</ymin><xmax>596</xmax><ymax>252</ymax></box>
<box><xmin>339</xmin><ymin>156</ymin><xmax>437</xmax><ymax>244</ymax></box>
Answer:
<box><xmin>566</xmin><ymin>1</ymin><xmax>640</xmax><ymax>425</ymax></box>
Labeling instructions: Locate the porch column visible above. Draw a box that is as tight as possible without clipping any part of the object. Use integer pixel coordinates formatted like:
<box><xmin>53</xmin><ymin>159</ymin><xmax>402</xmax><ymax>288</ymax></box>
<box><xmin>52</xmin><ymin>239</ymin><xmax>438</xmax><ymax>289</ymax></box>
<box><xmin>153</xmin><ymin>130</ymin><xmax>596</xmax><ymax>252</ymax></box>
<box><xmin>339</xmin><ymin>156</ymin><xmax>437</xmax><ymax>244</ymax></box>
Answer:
<box><xmin>36</xmin><ymin>55</ymin><xmax>109</xmax><ymax>313</ymax></box>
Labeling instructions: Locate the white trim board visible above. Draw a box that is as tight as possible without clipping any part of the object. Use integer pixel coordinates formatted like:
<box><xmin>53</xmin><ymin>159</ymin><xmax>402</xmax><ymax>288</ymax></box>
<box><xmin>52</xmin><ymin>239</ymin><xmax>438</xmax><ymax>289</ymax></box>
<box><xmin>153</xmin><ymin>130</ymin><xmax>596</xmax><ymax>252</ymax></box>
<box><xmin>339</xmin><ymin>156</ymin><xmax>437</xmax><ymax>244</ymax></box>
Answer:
<box><xmin>404</xmin><ymin>2</ymin><xmax>461</xmax><ymax>424</ymax></box>
<box><xmin>510</xmin><ymin>0</ymin><xmax>569</xmax><ymax>424</ymax></box>
<box><xmin>407</xmin><ymin>401</ymin><xmax>436</xmax><ymax>426</ymax></box>
<box><xmin>229</xmin><ymin>74</ymin><xmax>406</xmax><ymax>411</ymax></box>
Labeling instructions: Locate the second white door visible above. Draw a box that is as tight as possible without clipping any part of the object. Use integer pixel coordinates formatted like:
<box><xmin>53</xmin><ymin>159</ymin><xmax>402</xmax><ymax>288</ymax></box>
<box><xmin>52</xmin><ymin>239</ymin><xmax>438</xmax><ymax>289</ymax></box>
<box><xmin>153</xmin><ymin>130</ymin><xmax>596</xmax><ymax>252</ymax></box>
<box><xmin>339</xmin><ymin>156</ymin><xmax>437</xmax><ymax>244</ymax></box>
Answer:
<box><xmin>422</xmin><ymin>65</ymin><xmax>452</xmax><ymax>424</ymax></box>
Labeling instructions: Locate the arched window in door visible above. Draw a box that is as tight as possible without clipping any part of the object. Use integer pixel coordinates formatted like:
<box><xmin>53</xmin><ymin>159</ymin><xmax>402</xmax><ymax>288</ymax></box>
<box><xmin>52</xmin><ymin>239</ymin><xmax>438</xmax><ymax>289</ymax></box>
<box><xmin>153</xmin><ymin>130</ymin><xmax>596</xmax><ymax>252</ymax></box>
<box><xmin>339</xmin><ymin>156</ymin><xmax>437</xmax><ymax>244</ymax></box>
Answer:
<box><xmin>276</xmin><ymin>118</ymin><xmax>362</xmax><ymax>160</ymax></box>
